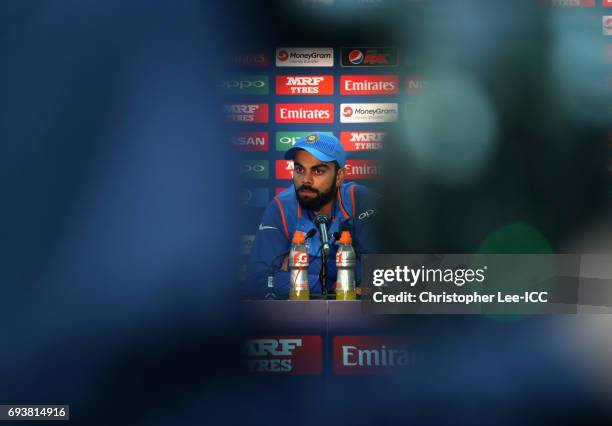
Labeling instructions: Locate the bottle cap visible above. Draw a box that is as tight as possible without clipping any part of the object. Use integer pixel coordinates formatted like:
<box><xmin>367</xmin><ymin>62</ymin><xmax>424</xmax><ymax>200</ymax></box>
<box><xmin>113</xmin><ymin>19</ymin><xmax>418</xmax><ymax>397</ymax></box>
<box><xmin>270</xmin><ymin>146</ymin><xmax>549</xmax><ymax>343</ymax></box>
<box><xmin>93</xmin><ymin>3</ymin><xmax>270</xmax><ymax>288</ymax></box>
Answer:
<box><xmin>339</xmin><ymin>230</ymin><xmax>352</xmax><ymax>245</ymax></box>
<box><xmin>292</xmin><ymin>230</ymin><xmax>305</xmax><ymax>245</ymax></box>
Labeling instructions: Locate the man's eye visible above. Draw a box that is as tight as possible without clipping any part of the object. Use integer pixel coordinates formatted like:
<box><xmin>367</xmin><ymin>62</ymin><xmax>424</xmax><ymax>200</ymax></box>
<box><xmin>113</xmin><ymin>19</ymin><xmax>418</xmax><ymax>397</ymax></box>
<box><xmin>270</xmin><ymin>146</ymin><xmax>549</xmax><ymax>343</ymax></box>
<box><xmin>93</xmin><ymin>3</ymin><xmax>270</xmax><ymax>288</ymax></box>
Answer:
<box><xmin>314</xmin><ymin>169</ymin><xmax>325</xmax><ymax>175</ymax></box>
<box><xmin>294</xmin><ymin>167</ymin><xmax>304</xmax><ymax>174</ymax></box>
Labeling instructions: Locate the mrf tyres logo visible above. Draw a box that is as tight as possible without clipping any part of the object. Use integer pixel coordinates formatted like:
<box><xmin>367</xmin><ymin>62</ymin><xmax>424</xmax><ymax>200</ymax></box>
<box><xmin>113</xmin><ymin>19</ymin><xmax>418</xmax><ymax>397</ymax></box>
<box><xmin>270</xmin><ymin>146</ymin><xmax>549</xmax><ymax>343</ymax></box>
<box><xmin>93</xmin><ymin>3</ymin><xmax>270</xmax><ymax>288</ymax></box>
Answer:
<box><xmin>341</xmin><ymin>47</ymin><xmax>398</xmax><ymax>67</ymax></box>
<box><xmin>275</xmin><ymin>48</ymin><xmax>334</xmax><ymax>67</ymax></box>
<box><xmin>340</xmin><ymin>103</ymin><xmax>398</xmax><ymax>123</ymax></box>
<box><xmin>224</xmin><ymin>104</ymin><xmax>269</xmax><ymax>123</ymax></box>
<box><xmin>275</xmin><ymin>103</ymin><xmax>334</xmax><ymax>123</ymax></box>
<box><xmin>333</xmin><ymin>336</ymin><xmax>412</xmax><ymax>375</ymax></box>
<box><xmin>340</xmin><ymin>132</ymin><xmax>385</xmax><ymax>151</ymax></box>
<box><xmin>245</xmin><ymin>336</ymin><xmax>323</xmax><ymax>374</ymax></box>
<box><xmin>276</xmin><ymin>75</ymin><xmax>334</xmax><ymax>95</ymax></box>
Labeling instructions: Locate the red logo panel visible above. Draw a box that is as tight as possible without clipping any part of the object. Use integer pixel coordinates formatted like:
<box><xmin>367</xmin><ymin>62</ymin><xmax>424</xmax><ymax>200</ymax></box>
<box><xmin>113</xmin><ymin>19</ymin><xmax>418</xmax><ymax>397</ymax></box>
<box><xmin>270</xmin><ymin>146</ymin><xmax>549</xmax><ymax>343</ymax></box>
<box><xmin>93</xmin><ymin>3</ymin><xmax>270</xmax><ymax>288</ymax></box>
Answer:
<box><xmin>333</xmin><ymin>336</ymin><xmax>411</xmax><ymax>375</ymax></box>
<box><xmin>340</xmin><ymin>132</ymin><xmax>385</xmax><ymax>152</ymax></box>
<box><xmin>276</xmin><ymin>76</ymin><xmax>334</xmax><ymax>95</ymax></box>
<box><xmin>276</xmin><ymin>160</ymin><xmax>294</xmax><ymax>180</ymax></box>
<box><xmin>340</xmin><ymin>75</ymin><xmax>398</xmax><ymax>95</ymax></box>
<box><xmin>275</xmin><ymin>103</ymin><xmax>334</xmax><ymax>123</ymax></box>
<box><xmin>246</xmin><ymin>336</ymin><xmax>323</xmax><ymax>375</ymax></box>
<box><xmin>225</xmin><ymin>104</ymin><xmax>269</xmax><ymax>123</ymax></box>
<box><xmin>345</xmin><ymin>160</ymin><xmax>381</xmax><ymax>179</ymax></box>
<box><xmin>232</xmin><ymin>132</ymin><xmax>269</xmax><ymax>152</ymax></box>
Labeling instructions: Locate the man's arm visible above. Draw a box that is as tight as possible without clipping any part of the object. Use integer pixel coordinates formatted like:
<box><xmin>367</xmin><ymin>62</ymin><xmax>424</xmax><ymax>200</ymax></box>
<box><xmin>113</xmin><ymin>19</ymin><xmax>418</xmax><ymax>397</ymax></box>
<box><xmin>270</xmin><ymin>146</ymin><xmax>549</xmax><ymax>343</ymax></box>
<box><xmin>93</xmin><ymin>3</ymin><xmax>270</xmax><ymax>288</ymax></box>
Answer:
<box><xmin>245</xmin><ymin>201</ymin><xmax>291</xmax><ymax>299</ymax></box>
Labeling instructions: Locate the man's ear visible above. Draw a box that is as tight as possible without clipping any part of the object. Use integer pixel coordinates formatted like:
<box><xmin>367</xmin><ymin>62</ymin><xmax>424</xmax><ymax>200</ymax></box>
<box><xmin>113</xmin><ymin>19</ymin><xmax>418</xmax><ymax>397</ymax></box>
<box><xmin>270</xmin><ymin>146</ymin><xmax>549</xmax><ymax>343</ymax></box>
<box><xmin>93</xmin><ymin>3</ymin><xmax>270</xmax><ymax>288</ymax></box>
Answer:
<box><xmin>336</xmin><ymin>167</ymin><xmax>345</xmax><ymax>185</ymax></box>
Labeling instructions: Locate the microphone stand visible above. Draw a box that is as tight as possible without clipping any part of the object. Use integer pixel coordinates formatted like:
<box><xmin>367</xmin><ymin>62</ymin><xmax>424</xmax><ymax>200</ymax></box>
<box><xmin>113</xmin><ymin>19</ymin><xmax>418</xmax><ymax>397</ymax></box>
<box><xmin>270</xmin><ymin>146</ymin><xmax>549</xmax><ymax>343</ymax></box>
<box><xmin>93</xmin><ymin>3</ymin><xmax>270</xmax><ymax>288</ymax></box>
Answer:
<box><xmin>319</xmin><ymin>245</ymin><xmax>328</xmax><ymax>298</ymax></box>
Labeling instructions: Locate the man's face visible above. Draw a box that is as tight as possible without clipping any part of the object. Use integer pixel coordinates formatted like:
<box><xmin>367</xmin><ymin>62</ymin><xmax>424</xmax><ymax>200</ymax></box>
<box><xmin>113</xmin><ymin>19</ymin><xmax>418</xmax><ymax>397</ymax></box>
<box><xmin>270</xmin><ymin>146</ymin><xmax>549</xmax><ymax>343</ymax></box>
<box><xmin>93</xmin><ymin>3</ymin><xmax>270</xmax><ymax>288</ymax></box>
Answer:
<box><xmin>293</xmin><ymin>149</ymin><xmax>344</xmax><ymax>212</ymax></box>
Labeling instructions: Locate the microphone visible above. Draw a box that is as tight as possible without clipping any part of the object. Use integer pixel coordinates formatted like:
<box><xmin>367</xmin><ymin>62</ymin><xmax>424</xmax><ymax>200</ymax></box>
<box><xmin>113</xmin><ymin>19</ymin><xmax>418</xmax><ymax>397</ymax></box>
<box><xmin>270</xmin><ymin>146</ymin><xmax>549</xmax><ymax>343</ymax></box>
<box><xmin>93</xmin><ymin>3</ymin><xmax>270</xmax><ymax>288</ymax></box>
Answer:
<box><xmin>314</xmin><ymin>215</ymin><xmax>331</xmax><ymax>256</ymax></box>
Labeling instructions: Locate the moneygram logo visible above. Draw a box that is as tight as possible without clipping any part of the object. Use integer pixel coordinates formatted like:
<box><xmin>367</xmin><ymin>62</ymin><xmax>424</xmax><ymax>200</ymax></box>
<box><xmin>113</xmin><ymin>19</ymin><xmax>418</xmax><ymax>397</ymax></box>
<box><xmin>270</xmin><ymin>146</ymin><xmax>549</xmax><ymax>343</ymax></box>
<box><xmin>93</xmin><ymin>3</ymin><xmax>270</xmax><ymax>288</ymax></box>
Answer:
<box><xmin>239</xmin><ymin>188</ymin><xmax>269</xmax><ymax>207</ymax></box>
<box><xmin>276</xmin><ymin>75</ymin><xmax>334</xmax><ymax>95</ymax></box>
<box><xmin>333</xmin><ymin>336</ymin><xmax>411</xmax><ymax>375</ymax></box>
<box><xmin>345</xmin><ymin>160</ymin><xmax>381</xmax><ymax>179</ymax></box>
<box><xmin>340</xmin><ymin>132</ymin><xmax>385</xmax><ymax>151</ymax></box>
<box><xmin>276</xmin><ymin>131</ymin><xmax>334</xmax><ymax>151</ymax></box>
<box><xmin>224</xmin><ymin>104</ymin><xmax>269</xmax><ymax>123</ymax></box>
<box><xmin>340</xmin><ymin>103</ymin><xmax>398</xmax><ymax>123</ymax></box>
<box><xmin>245</xmin><ymin>336</ymin><xmax>323</xmax><ymax>375</ymax></box>
<box><xmin>341</xmin><ymin>47</ymin><xmax>398</xmax><ymax>67</ymax></box>
<box><xmin>226</xmin><ymin>52</ymin><xmax>269</xmax><ymax>67</ymax></box>
<box><xmin>340</xmin><ymin>75</ymin><xmax>398</xmax><ymax>95</ymax></box>
<box><xmin>605</xmin><ymin>16</ymin><xmax>612</xmax><ymax>35</ymax></box>
<box><xmin>548</xmin><ymin>0</ymin><xmax>595</xmax><ymax>6</ymax></box>
<box><xmin>240</xmin><ymin>160</ymin><xmax>269</xmax><ymax>179</ymax></box>
<box><xmin>222</xmin><ymin>76</ymin><xmax>269</xmax><ymax>95</ymax></box>
<box><xmin>275</xmin><ymin>48</ymin><xmax>334</xmax><ymax>67</ymax></box>
<box><xmin>232</xmin><ymin>132</ymin><xmax>269</xmax><ymax>152</ymax></box>
<box><xmin>276</xmin><ymin>160</ymin><xmax>294</xmax><ymax>179</ymax></box>
<box><xmin>275</xmin><ymin>103</ymin><xmax>334</xmax><ymax>123</ymax></box>
<box><xmin>405</xmin><ymin>76</ymin><xmax>428</xmax><ymax>93</ymax></box>
<box><xmin>240</xmin><ymin>235</ymin><xmax>255</xmax><ymax>255</ymax></box>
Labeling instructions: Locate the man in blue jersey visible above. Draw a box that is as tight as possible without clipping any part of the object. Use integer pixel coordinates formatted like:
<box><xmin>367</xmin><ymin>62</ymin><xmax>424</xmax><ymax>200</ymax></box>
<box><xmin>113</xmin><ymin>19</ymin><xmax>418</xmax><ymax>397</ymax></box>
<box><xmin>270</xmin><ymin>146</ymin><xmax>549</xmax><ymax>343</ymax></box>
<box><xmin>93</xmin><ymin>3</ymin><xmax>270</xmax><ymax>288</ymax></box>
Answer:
<box><xmin>246</xmin><ymin>132</ymin><xmax>378</xmax><ymax>299</ymax></box>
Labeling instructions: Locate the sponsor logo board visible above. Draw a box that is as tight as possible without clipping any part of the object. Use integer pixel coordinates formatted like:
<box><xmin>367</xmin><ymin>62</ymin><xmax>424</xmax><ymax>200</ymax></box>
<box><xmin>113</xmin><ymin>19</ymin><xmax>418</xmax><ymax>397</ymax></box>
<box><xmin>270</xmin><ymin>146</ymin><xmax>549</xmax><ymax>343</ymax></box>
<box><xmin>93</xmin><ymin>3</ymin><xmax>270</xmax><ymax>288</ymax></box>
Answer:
<box><xmin>279</xmin><ymin>159</ymin><xmax>380</xmax><ymax>179</ymax></box>
<box><xmin>223</xmin><ymin>76</ymin><xmax>269</xmax><ymax>95</ymax></box>
<box><xmin>239</xmin><ymin>188</ymin><xmax>269</xmax><ymax>207</ymax></box>
<box><xmin>604</xmin><ymin>16</ymin><xmax>612</xmax><ymax>35</ymax></box>
<box><xmin>405</xmin><ymin>76</ymin><xmax>428</xmax><ymax>93</ymax></box>
<box><xmin>276</xmin><ymin>75</ymin><xmax>334</xmax><ymax>95</ymax></box>
<box><xmin>226</xmin><ymin>52</ymin><xmax>269</xmax><ymax>68</ymax></box>
<box><xmin>276</xmin><ymin>131</ymin><xmax>334</xmax><ymax>151</ymax></box>
<box><xmin>345</xmin><ymin>160</ymin><xmax>381</xmax><ymax>179</ymax></box>
<box><xmin>225</xmin><ymin>104</ymin><xmax>269</xmax><ymax>123</ymax></box>
<box><xmin>340</xmin><ymin>132</ymin><xmax>385</xmax><ymax>151</ymax></box>
<box><xmin>240</xmin><ymin>160</ymin><xmax>269</xmax><ymax>179</ymax></box>
<box><xmin>275</xmin><ymin>103</ymin><xmax>334</xmax><ymax>123</ymax></box>
<box><xmin>340</xmin><ymin>75</ymin><xmax>398</xmax><ymax>95</ymax></box>
<box><xmin>548</xmin><ymin>0</ymin><xmax>595</xmax><ymax>6</ymax></box>
<box><xmin>341</xmin><ymin>47</ymin><xmax>398</xmax><ymax>67</ymax></box>
<box><xmin>232</xmin><ymin>132</ymin><xmax>269</xmax><ymax>152</ymax></box>
<box><xmin>276</xmin><ymin>48</ymin><xmax>334</xmax><ymax>67</ymax></box>
<box><xmin>333</xmin><ymin>336</ymin><xmax>412</xmax><ymax>375</ymax></box>
<box><xmin>276</xmin><ymin>160</ymin><xmax>295</xmax><ymax>180</ymax></box>
<box><xmin>245</xmin><ymin>336</ymin><xmax>323</xmax><ymax>375</ymax></box>
<box><xmin>340</xmin><ymin>103</ymin><xmax>398</xmax><ymax>123</ymax></box>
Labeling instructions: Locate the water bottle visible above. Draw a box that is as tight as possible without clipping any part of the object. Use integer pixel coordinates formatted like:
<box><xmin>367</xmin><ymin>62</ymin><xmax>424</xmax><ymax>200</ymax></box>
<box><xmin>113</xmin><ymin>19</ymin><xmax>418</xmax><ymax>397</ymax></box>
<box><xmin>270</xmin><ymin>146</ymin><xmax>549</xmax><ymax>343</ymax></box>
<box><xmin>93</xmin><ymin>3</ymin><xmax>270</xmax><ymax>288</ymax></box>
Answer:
<box><xmin>289</xmin><ymin>231</ymin><xmax>310</xmax><ymax>301</ymax></box>
<box><xmin>335</xmin><ymin>231</ymin><xmax>356</xmax><ymax>300</ymax></box>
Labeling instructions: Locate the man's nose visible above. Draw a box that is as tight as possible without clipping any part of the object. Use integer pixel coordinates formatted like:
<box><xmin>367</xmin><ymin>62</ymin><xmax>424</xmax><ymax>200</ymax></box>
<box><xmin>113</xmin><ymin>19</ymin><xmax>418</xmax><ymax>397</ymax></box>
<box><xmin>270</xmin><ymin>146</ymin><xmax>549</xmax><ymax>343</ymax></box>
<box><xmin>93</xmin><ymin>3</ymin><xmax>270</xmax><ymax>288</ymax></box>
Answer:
<box><xmin>301</xmin><ymin>170</ymin><xmax>314</xmax><ymax>185</ymax></box>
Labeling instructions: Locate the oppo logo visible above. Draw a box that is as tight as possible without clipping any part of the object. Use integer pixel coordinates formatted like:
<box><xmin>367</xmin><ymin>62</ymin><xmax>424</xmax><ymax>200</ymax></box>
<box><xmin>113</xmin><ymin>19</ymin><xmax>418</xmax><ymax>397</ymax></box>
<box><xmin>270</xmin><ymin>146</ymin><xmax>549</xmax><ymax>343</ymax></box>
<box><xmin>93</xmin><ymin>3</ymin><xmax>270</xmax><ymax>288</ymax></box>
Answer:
<box><xmin>358</xmin><ymin>209</ymin><xmax>376</xmax><ymax>220</ymax></box>
<box><xmin>224</xmin><ymin>80</ymin><xmax>266</xmax><ymax>89</ymax></box>
<box><xmin>241</xmin><ymin>164</ymin><xmax>265</xmax><ymax>173</ymax></box>
<box><xmin>279</xmin><ymin>136</ymin><xmax>298</xmax><ymax>145</ymax></box>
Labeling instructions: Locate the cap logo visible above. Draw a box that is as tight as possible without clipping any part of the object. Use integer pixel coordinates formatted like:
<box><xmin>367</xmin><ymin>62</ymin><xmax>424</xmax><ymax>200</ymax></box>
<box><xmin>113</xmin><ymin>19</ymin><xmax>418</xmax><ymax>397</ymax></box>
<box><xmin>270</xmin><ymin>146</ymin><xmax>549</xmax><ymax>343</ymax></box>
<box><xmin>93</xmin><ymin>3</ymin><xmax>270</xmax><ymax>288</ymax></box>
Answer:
<box><xmin>305</xmin><ymin>134</ymin><xmax>319</xmax><ymax>143</ymax></box>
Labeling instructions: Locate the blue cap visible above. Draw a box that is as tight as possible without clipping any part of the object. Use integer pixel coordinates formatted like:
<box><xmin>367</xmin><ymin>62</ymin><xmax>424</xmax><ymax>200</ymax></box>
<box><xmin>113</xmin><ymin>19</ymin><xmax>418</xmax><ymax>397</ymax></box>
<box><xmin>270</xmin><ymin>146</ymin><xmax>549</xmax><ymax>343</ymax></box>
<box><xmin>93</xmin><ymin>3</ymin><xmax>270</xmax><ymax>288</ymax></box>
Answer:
<box><xmin>284</xmin><ymin>132</ymin><xmax>346</xmax><ymax>167</ymax></box>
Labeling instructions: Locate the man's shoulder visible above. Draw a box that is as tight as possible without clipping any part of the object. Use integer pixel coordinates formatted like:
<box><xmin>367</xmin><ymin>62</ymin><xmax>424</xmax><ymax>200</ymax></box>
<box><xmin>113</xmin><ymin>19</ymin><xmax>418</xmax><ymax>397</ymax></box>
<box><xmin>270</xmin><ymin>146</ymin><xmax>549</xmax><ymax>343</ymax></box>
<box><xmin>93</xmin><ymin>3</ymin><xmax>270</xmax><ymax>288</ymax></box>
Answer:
<box><xmin>340</xmin><ymin>181</ymin><xmax>377</xmax><ymax>199</ymax></box>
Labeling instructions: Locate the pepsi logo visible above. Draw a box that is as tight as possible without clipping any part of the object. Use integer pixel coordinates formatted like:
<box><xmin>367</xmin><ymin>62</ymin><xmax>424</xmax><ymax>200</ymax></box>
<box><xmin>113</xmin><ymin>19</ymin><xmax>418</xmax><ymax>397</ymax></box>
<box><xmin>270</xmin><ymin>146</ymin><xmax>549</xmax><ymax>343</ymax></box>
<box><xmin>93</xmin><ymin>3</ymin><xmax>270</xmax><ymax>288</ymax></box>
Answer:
<box><xmin>278</xmin><ymin>50</ymin><xmax>289</xmax><ymax>61</ymax></box>
<box><xmin>348</xmin><ymin>50</ymin><xmax>364</xmax><ymax>65</ymax></box>
<box><xmin>343</xmin><ymin>106</ymin><xmax>354</xmax><ymax>117</ymax></box>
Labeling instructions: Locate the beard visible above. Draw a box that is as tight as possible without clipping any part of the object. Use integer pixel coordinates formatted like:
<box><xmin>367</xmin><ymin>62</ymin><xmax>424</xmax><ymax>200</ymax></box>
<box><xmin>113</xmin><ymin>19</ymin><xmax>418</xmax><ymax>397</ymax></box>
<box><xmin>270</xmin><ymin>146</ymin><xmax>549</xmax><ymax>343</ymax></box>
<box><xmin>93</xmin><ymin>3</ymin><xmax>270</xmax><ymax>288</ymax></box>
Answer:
<box><xmin>295</xmin><ymin>179</ymin><xmax>337</xmax><ymax>212</ymax></box>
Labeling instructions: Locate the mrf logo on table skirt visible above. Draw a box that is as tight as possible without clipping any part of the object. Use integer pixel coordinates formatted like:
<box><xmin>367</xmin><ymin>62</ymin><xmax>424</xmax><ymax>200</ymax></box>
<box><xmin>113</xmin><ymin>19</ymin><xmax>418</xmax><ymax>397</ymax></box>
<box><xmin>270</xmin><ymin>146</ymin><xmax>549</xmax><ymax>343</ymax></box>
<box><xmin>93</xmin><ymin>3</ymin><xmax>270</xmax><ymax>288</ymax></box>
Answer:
<box><xmin>245</xmin><ymin>336</ymin><xmax>323</xmax><ymax>374</ymax></box>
